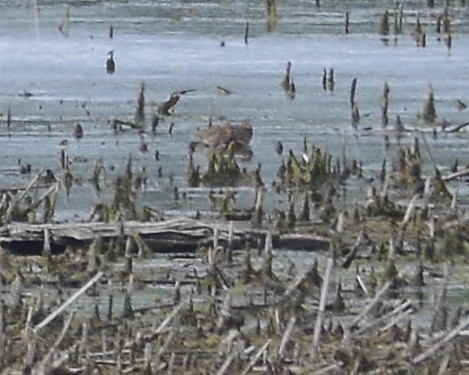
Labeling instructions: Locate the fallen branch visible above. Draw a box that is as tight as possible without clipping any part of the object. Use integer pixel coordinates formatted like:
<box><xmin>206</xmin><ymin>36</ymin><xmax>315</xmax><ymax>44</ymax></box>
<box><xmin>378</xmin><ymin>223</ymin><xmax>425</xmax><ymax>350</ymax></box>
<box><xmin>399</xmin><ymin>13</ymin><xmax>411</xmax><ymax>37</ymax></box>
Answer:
<box><xmin>442</xmin><ymin>121</ymin><xmax>469</xmax><ymax>133</ymax></box>
<box><xmin>34</xmin><ymin>271</ymin><xmax>104</xmax><ymax>333</ymax></box>
<box><xmin>443</xmin><ymin>168</ymin><xmax>469</xmax><ymax>182</ymax></box>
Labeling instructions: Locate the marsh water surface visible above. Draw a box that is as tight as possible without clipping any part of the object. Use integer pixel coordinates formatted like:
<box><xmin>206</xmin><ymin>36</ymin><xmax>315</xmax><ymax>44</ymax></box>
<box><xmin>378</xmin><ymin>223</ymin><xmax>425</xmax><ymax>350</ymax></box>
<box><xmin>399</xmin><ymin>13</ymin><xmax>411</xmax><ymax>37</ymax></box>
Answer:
<box><xmin>0</xmin><ymin>0</ymin><xmax>468</xmax><ymax>220</ymax></box>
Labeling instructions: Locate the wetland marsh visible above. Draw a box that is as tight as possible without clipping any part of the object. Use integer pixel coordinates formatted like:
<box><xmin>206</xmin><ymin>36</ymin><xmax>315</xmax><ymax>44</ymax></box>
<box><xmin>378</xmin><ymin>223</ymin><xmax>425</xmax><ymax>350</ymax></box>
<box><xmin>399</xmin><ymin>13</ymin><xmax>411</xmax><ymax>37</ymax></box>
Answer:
<box><xmin>0</xmin><ymin>1</ymin><xmax>468</xmax><ymax>374</ymax></box>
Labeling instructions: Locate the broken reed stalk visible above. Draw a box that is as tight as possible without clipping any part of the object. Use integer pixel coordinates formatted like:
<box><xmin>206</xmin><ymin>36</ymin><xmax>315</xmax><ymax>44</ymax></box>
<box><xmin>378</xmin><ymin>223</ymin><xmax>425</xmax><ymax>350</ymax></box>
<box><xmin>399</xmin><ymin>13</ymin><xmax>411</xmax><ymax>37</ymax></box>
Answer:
<box><xmin>241</xmin><ymin>339</ymin><xmax>272</xmax><ymax>375</ymax></box>
<box><xmin>34</xmin><ymin>271</ymin><xmax>104</xmax><ymax>333</ymax></box>
<box><xmin>378</xmin><ymin>307</ymin><xmax>414</xmax><ymax>333</ymax></box>
<box><xmin>252</xmin><ymin>187</ymin><xmax>264</xmax><ymax>227</ymax></box>
<box><xmin>401</xmin><ymin>194</ymin><xmax>420</xmax><ymax>228</ymax></box>
<box><xmin>278</xmin><ymin>265</ymin><xmax>313</xmax><ymax>304</ymax></box>
<box><xmin>264</xmin><ymin>230</ymin><xmax>273</xmax><ymax>255</ymax></box>
<box><xmin>27</xmin><ymin>181</ymin><xmax>60</xmax><ymax>213</ymax></box>
<box><xmin>36</xmin><ymin>312</ymin><xmax>75</xmax><ymax>373</ymax></box>
<box><xmin>354</xmin><ymin>299</ymin><xmax>412</xmax><ymax>336</ymax></box>
<box><xmin>311</xmin><ymin>257</ymin><xmax>334</xmax><ymax>360</ymax></box>
<box><xmin>216</xmin><ymin>349</ymin><xmax>237</xmax><ymax>375</ymax></box>
<box><xmin>158</xmin><ymin>328</ymin><xmax>176</xmax><ymax>359</ymax></box>
<box><xmin>7</xmin><ymin>105</ymin><xmax>11</xmax><ymax>133</ymax></box>
<box><xmin>43</xmin><ymin>228</ymin><xmax>51</xmax><ymax>254</ymax></box>
<box><xmin>216</xmin><ymin>291</ymin><xmax>232</xmax><ymax>333</ymax></box>
<box><xmin>355</xmin><ymin>273</ymin><xmax>369</xmax><ymax>297</ymax></box>
<box><xmin>314</xmin><ymin>363</ymin><xmax>342</xmax><ymax>374</ymax></box>
<box><xmin>342</xmin><ymin>230</ymin><xmax>364</xmax><ymax>269</ymax></box>
<box><xmin>244</xmin><ymin>22</ymin><xmax>249</xmax><ymax>44</ymax></box>
<box><xmin>4</xmin><ymin>169</ymin><xmax>44</xmax><ymax>221</ymax></box>
<box><xmin>226</xmin><ymin>221</ymin><xmax>234</xmax><ymax>263</ymax></box>
<box><xmin>348</xmin><ymin>281</ymin><xmax>392</xmax><ymax>330</ymax></box>
<box><xmin>134</xmin><ymin>83</ymin><xmax>145</xmax><ymax>129</ymax></box>
<box><xmin>350</xmin><ymin>78</ymin><xmax>357</xmax><ymax>108</ymax></box>
<box><xmin>278</xmin><ymin>316</ymin><xmax>296</xmax><ymax>360</ymax></box>
<box><xmin>418</xmin><ymin>130</ymin><xmax>438</xmax><ymax>173</ymax></box>
<box><xmin>23</xmin><ymin>307</ymin><xmax>36</xmax><ymax>369</ymax></box>
<box><xmin>412</xmin><ymin>314</ymin><xmax>469</xmax><ymax>365</ymax></box>
<box><xmin>144</xmin><ymin>299</ymin><xmax>186</xmax><ymax>341</ymax></box>
<box><xmin>0</xmin><ymin>297</ymin><xmax>3</xmax><ymax>361</ymax></box>
<box><xmin>213</xmin><ymin>227</ymin><xmax>219</xmax><ymax>250</ymax></box>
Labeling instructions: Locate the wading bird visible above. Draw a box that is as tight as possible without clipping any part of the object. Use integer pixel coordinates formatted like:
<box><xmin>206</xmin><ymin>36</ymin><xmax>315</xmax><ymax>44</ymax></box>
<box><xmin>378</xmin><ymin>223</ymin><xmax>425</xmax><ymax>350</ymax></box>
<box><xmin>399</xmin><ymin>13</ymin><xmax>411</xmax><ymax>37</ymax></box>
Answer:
<box><xmin>157</xmin><ymin>89</ymin><xmax>195</xmax><ymax>116</ymax></box>
<box><xmin>106</xmin><ymin>50</ymin><xmax>115</xmax><ymax>74</ymax></box>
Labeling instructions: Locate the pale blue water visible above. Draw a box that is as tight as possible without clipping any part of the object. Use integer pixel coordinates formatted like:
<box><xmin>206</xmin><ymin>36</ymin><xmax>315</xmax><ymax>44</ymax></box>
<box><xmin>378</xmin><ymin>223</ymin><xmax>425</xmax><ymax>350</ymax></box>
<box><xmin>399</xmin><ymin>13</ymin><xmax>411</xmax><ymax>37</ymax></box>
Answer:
<box><xmin>0</xmin><ymin>0</ymin><xmax>467</xmax><ymax>221</ymax></box>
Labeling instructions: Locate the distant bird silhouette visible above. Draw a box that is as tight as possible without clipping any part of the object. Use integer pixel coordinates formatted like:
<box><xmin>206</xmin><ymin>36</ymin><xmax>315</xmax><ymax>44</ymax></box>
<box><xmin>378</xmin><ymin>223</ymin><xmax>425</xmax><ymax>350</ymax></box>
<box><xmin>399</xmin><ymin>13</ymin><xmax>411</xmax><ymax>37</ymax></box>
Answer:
<box><xmin>281</xmin><ymin>61</ymin><xmax>292</xmax><ymax>92</ymax></box>
<box><xmin>322</xmin><ymin>68</ymin><xmax>327</xmax><ymax>91</ymax></box>
<box><xmin>275</xmin><ymin>141</ymin><xmax>284</xmax><ymax>155</ymax></box>
<box><xmin>157</xmin><ymin>89</ymin><xmax>195</xmax><ymax>116</ymax></box>
<box><xmin>395</xmin><ymin>115</ymin><xmax>405</xmax><ymax>133</ymax></box>
<box><xmin>58</xmin><ymin>5</ymin><xmax>71</xmax><ymax>38</ymax></box>
<box><xmin>451</xmin><ymin>159</ymin><xmax>458</xmax><ymax>173</ymax></box>
<box><xmin>456</xmin><ymin>99</ymin><xmax>467</xmax><ymax>110</ymax></box>
<box><xmin>281</xmin><ymin>61</ymin><xmax>295</xmax><ymax>99</ymax></box>
<box><xmin>327</xmin><ymin>68</ymin><xmax>335</xmax><ymax>92</ymax></box>
<box><xmin>106</xmin><ymin>50</ymin><xmax>115</xmax><ymax>74</ymax></box>
<box><xmin>217</xmin><ymin>85</ymin><xmax>232</xmax><ymax>95</ymax></box>
<box><xmin>40</xmin><ymin>169</ymin><xmax>57</xmax><ymax>185</ymax></box>
<box><xmin>287</xmin><ymin>77</ymin><xmax>296</xmax><ymax>100</ymax></box>
<box><xmin>194</xmin><ymin>118</ymin><xmax>252</xmax><ymax>148</ymax></box>
<box><xmin>74</xmin><ymin>123</ymin><xmax>84</xmax><ymax>140</ymax></box>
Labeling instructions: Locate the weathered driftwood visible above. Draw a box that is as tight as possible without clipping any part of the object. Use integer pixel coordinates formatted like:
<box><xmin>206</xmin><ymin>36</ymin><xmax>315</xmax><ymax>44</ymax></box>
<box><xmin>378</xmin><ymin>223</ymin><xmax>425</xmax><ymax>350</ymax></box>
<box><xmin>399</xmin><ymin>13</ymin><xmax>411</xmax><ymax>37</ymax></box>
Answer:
<box><xmin>0</xmin><ymin>217</ymin><xmax>223</xmax><ymax>253</ymax></box>
<box><xmin>0</xmin><ymin>217</ymin><xmax>330</xmax><ymax>254</ymax></box>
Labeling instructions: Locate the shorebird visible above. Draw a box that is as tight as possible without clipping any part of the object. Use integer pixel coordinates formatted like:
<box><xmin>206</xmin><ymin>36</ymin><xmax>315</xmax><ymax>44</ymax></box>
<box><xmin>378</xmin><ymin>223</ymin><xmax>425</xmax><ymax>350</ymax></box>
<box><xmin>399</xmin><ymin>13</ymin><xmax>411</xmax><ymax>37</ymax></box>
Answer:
<box><xmin>275</xmin><ymin>141</ymin><xmax>284</xmax><ymax>156</ymax></box>
<box><xmin>217</xmin><ymin>85</ymin><xmax>232</xmax><ymax>95</ymax></box>
<box><xmin>106</xmin><ymin>50</ymin><xmax>115</xmax><ymax>74</ymax></box>
<box><xmin>281</xmin><ymin>61</ymin><xmax>292</xmax><ymax>92</ymax></box>
<box><xmin>74</xmin><ymin>123</ymin><xmax>84</xmax><ymax>140</ymax></box>
<box><xmin>157</xmin><ymin>89</ymin><xmax>195</xmax><ymax>116</ymax></box>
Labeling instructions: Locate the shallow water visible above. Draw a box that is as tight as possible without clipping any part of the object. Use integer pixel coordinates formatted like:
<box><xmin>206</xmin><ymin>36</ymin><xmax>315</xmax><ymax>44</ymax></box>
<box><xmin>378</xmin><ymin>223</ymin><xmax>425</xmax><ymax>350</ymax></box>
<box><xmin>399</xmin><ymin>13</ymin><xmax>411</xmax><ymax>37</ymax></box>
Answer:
<box><xmin>0</xmin><ymin>0</ymin><xmax>468</xmax><ymax>221</ymax></box>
